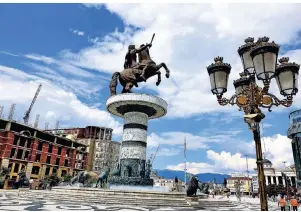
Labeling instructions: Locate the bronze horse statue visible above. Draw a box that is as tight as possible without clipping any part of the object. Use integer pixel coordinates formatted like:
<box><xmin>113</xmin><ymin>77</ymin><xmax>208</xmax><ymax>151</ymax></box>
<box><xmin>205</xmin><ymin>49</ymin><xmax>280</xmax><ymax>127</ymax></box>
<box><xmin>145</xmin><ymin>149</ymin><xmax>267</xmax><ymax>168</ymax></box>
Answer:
<box><xmin>186</xmin><ymin>176</ymin><xmax>202</xmax><ymax>197</ymax></box>
<box><xmin>109</xmin><ymin>36</ymin><xmax>170</xmax><ymax>96</ymax></box>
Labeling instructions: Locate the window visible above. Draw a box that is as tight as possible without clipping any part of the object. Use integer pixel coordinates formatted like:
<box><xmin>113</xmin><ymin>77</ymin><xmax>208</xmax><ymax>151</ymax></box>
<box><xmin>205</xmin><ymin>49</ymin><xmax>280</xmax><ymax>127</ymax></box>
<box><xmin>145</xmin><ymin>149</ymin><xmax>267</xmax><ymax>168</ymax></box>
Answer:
<box><xmin>19</xmin><ymin>138</ymin><xmax>26</xmax><ymax>147</ymax></box>
<box><xmin>16</xmin><ymin>149</ymin><xmax>23</xmax><ymax>159</ymax></box>
<box><xmin>66</xmin><ymin>148</ymin><xmax>70</xmax><ymax>156</ymax></box>
<box><xmin>48</xmin><ymin>144</ymin><xmax>53</xmax><ymax>153</ymax></box>
<box><xmin>13</xmin><ymin>138</ymin><xmax>18</xmax><ymax>145</ymax></box>
<box><xmin>64</xmin><ymin>159</ymin><xmax>68</xmax><ymax>167</ymax></box>
<box><xmin>56</xmin><ymin>158</ymin><xmax>60</xmax><ymax>166</ymax></box>
<box><xmin>13</xmin><ymin>163</ymin><xmax>19</xmax><ymax>173</ymax></box>
<box><xmin>52</xmin><ymin>168</ymin><xmax>57</xmax><ymax>174</ymax></box>
<box><xmin>38</xmin><ymin>142</ymin><xmax>43</xmax><ymax>151</ymax></box>
<box><xmin>10</xmin><ymin>148</ymin><xmax>16</xmax><ymax>158</ymax></box>
<box><xmin>31</xmin><ymin>166</ymin><xmax>40</xmax><ymax>175</ymax></box>
<box><xmin>57</xmin><ymin>146</ymin><xmax>62</xmax><ymax>155</ymax></box>
<box><xmin>36</xmin><ymin>154</ymin><xmax>41</xmax><ymax>162</ymax></box>
<box><xmin>45</xmin><ymin>166</ymin><xmax>50</xmax><ymax>176</ymax></box>
<box><xmin>61</xmin><ymin>170</ymin><xmax>67</xmax><ymax>177</ymax></box>
<box><xmin>24</xmin><ymin>151</ymin><xmax>29</xmax><ymax>160</ymax></box>
<box><xmin>46</xmin><ymin>156</ymin><xmax>51</xmax><ymax>164</ymax></box>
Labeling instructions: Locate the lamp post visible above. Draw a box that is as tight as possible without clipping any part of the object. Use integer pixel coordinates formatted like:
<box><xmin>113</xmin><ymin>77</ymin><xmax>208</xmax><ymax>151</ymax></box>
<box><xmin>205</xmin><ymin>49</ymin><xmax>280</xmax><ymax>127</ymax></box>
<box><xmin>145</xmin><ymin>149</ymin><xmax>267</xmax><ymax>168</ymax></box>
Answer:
<box><xmin>245</xmin><ymin>154</ymin><xmax>250</xmax><ymax>196</ymax></box>
<box><xmin>207</xmin><ymin>37</ymin><xmax>300</xmax><ymax>211</ymax></box>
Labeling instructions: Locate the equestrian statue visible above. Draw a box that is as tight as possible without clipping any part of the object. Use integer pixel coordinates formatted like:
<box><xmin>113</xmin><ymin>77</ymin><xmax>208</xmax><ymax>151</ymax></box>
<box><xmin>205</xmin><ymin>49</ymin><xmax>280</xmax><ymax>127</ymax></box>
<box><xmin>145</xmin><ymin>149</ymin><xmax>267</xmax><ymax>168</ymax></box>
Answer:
<box><xmin>109</xmin><ymin>33</ymin><xmax>171</xmax><ymax>96</ymax></box>
<box><xmin>186</xmin><ymin>176</ymin><xmax>202</xmax><ymax>197</ymax></box>
<box><xmin>95</xmin><ymin>166</ymin><xmax>110</xmax><ymax>188</ymax></box>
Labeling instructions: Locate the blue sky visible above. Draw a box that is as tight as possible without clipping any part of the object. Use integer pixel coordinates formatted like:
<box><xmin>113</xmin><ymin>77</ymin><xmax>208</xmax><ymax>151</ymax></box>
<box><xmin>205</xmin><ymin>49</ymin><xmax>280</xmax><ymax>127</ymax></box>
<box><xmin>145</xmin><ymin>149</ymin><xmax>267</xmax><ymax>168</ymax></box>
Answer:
<box><xmin>0</xmin><ymin>3</ymin><xmax>301</xmax><ymax>174</ymax></box>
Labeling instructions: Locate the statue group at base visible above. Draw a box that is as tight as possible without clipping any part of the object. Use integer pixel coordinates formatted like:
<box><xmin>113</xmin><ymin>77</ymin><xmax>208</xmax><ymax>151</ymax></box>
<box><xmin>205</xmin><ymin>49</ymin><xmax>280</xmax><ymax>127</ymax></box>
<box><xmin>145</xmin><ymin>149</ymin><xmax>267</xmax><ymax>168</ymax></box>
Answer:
<box><xmin>186</xmin><ymin>176</ymin><xmax>210</xmax><ymax>197</ymax></box>
<box><xmin>13</xmin><ymin>168</ymin><xmax>29</xmax><ymax>189</ymax></box>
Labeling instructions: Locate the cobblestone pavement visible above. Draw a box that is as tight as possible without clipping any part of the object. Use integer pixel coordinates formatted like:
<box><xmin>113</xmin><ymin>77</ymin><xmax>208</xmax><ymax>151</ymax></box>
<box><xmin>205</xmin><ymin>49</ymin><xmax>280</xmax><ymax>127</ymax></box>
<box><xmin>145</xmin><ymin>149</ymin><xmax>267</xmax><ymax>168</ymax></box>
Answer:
<box><xmin>0</xmin><ymin>190</ymin><xmax>193</xmax><ymax>211</ymax></box>
<box><xmin>0</xmin><ymin>190</ymin><xmax>280</xmax><ymax>211</ymax></box>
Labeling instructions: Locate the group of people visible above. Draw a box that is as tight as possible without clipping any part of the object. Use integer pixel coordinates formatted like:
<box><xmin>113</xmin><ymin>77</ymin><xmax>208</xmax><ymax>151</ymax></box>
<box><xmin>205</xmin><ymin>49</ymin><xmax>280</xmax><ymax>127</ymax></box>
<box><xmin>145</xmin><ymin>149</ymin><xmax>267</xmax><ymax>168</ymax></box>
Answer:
<box><xmin>279</xmin><ymin>195</ymin><xmax>300</xmax><ymax>211</ymax></box>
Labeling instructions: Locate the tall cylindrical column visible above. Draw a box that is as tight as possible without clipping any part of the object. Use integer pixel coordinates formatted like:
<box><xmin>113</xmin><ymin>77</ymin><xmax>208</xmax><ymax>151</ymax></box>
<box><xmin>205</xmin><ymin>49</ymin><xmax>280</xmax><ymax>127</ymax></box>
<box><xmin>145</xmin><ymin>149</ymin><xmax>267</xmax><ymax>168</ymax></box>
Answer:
<box><xmin>120</xmin><ymin>112</ymin><xmax>148</xmax><ymax>178</ymax></box>
<box><xmin>106</xmin><ymin>93</ymin><xmax>167</xmax><ymax>186</ymax></box>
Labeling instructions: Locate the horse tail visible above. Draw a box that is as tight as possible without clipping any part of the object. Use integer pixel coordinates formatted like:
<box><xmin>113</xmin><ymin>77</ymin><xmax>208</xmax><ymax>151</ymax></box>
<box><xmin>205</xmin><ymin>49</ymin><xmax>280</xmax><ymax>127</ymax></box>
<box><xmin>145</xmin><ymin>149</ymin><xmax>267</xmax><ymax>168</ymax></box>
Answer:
<box><xmin>109</xmin><ymin>72</ymin><xmax>120</xmax><ymax>96</ymax></box>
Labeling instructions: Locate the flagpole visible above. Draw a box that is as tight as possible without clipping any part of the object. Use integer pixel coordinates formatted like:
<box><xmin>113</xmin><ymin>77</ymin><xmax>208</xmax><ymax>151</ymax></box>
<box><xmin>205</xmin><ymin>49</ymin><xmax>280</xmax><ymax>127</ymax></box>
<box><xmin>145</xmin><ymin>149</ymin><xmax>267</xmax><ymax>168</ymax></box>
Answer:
<box><xmin>184</xmin><ymin>137</ymin><xmax>187</xmax><ymax>188</ymax></box>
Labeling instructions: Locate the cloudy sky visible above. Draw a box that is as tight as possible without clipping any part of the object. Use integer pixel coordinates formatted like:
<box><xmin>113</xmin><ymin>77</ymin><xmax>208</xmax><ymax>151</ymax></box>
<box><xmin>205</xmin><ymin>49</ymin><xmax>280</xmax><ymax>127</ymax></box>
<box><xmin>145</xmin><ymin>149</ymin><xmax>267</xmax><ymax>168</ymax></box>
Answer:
<box><xmin>0</xmin><ymin>3</ymin><xmax>300</xmax><ymax>174</ymax></box>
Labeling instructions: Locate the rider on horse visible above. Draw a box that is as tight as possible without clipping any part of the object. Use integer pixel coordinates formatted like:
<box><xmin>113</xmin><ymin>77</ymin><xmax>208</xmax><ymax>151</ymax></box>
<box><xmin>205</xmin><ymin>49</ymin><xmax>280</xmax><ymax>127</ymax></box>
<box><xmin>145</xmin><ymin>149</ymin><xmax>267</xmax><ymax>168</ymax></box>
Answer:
<box><xmin>124</xmin><ymin>43</ymin><xmax>152</xmax><ymax>81</ymax></box>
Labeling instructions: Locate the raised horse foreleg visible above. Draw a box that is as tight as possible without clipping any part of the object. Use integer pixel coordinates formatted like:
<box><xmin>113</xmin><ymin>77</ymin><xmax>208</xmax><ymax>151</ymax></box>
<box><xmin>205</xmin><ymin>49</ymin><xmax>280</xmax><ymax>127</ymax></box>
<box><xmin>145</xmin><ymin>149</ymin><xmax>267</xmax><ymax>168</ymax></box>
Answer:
<box><xmin>156</xmin><ymin>63</ymin><xmax>170</xmax><ymax>78</ymax></box>
<box><xmin>156</xmin><ymin>71</ymin><xmax>161</xmax><ymax>86</ymax></box>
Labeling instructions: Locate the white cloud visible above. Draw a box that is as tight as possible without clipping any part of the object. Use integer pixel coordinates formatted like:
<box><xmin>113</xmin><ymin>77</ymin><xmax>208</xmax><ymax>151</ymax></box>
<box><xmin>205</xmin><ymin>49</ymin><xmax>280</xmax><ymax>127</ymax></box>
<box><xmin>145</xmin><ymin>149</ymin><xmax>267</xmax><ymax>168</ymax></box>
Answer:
<box><xmin>62</xmin><ymin>3</ymin><xmax>301</xmax><ymax>118</ymax></box>
<box><xmin>167</xmin><ymin>162</ymin><xmax>215</xmax><ymax>175</ymax></box>
<box><xmin>167</xmin><ymin>133</ymin><xmax>294</xmax><ymax>174</ymax></box>
<box><xmin>70</xmin><ymin>28</ymin><xmax>85</xmax><ymax>36</ymax></box>
<box><xmin>24</xmin><ymin>54</ymin><xmax>94</xmax><ymax>78</ymax></box>
<box><xmin>156</xmin><ymin>147</ymin><xmax>181</xmax><ymax>157</ymax></box>
<box><xmin>0</xmin><ymin>65</ymin><xmax>123</xmax><ymax>138</ymax></box>
<box><xmin>147</xmin><ymin>129</ymin><xmax>242</xmax><ymax>149</ymax></box>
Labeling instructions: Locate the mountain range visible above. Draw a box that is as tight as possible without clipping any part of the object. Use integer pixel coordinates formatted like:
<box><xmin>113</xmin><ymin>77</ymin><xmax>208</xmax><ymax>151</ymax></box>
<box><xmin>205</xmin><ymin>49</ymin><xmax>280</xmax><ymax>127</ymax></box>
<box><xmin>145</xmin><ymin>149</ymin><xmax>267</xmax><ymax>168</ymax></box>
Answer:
<box><xmin>155</xmin><ymin>169</ymin><xmax>230</xmax><ymax>184</ymax></box>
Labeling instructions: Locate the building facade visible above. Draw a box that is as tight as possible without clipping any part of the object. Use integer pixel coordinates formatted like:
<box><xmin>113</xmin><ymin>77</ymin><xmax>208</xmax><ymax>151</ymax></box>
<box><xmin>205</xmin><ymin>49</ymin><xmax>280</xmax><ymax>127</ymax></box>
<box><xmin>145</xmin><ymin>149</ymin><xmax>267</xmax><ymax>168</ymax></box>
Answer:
<box><xmin>45</xmin><ymin>126</ymin><xmax>120</xmax><ymax>172</ymax></box>
<box><xmin>226</xmin><ymin>176</ymin><xmax>252</xmax><ymax>194</ymax></box>
<box><xmin>0</xmin><ymin>119</ymin><xmax>88</xmax><ymax>183</ymax></box>
<box><xmin>252</xmin><ymin>159</ymin><xmax>297</xmax><ymax>193</ymax></box>
<box><xmin>287</xmin><ymin>109</ymin><xmax>301</xmax><ymax>188</ymax></box>
<box><xmin>151</xmin><ymin>171</ymin><xmax>185</xmax><ymax>192</ymax></box>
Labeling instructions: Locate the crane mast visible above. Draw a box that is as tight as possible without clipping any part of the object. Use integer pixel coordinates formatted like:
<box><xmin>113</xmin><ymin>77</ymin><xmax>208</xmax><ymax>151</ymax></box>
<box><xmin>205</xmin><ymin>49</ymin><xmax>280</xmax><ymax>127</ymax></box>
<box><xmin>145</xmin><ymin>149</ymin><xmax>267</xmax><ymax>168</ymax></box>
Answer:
<box><xmin>23</xmin><ymin>84</ymin><xmax>42</xmax><ymax>125</ymax></box>
<box><xmin>151</xmin><ymin>144</ymin><xmax>160</xmax><ymax>165</ymax></box>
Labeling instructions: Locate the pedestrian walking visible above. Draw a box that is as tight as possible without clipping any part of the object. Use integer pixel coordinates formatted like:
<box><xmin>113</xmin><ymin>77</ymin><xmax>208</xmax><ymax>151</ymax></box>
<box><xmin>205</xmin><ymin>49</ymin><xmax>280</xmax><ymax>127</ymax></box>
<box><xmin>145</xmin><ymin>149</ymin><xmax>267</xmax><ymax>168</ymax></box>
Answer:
<box><xmin>286</xmin><ymin>198</ymin><xmax>291</xmax><ymax>211</ymax></box>
<box><xmin>291</xmin><ymin>196</ymin><xmax>299</xmax><ymax>211</ymax></box>
<box><xmin>279</xmin><ymin>195</ymin><xmax>286</xmax><ymax>211</ymax></box>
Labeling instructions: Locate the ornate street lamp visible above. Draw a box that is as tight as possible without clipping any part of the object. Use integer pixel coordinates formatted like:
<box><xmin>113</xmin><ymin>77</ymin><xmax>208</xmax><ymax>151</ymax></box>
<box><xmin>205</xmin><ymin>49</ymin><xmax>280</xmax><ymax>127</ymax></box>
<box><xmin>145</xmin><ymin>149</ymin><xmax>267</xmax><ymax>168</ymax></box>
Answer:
<box><xmin>207</xmin><ymin>37</ymin><xmax>300</xmax><ymax>211</ymax></box>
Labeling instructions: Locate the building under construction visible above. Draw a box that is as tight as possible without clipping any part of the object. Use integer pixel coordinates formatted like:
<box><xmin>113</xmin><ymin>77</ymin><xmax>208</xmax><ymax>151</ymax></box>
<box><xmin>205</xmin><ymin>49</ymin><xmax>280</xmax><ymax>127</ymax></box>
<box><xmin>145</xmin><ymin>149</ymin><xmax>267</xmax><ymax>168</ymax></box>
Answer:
<box><xmin>0</xmin><ymin>118</ymin><xmax>88</xmax><ymax>184</ymax></box>
<box><xmin>45</xmin><ymin>126</ymin><xmax>120</xmax><ymax>173</ymax></box>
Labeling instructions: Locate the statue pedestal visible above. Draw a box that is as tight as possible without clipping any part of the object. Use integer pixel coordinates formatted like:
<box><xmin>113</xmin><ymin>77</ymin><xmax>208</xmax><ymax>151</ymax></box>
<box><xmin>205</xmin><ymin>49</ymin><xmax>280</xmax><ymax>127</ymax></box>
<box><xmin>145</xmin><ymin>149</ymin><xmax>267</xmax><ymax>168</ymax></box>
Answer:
<box><xmin>186</xmin><ymin>197</ymin><xmax>199</xmax><ymax>206</ymax></box>
<box><xmin>106</xmin><ymin>93</ymin><xmax>167</xmax><ymax>186</ymax></box>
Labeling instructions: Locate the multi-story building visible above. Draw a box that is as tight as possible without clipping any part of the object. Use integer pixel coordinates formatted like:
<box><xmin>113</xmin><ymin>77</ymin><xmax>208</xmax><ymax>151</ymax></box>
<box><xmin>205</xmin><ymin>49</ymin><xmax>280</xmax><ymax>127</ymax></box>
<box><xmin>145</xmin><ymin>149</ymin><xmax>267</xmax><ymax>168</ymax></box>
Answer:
<box><xmin>0</xmin><ymin>119</ymin><xmax>88</xmax><ymax>183</ymax></box>
<box><xmin>287</xmin><ymin>109</ymin><xmax>301</xmax><ymax>188</ymax></box>
<box><xmin>45</xmin><ymin>126</ymin><xmax>120</xmax><ymax>172</ymax></box>
<box><xmin>226</xmin><ymin>175</ymin><xmax>252</xmax><ymax>194</ymax></box>
<box><xmin>252</xmin><ymin>158</ymin><xmax>297</xmax><ymax>193</ymax></box>
<box><xmin>152</xmin><ymin>171</ymin><xmax>185</xmax><ymax>192</ymax></box>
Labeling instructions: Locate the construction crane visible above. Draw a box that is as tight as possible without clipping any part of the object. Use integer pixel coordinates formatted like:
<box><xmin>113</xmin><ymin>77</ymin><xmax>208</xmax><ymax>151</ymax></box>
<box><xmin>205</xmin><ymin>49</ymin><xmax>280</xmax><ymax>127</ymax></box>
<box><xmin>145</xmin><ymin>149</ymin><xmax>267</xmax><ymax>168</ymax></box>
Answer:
<box><xmin>151</xmin><ymin>144</ymin><xmax>160</xmax><ymax>165</ymax></box>
<box><xmin>23</xmin><ymin>84</ymin><xmax>42</xmax><ymax>125</ymax></box>
<box><xmin>34</xmin><ymin>114</ymin><xmax>40</xmax><ymax>128</ymax></box>
<box><xmin>8</xmin><ymin>104</ymin><xmax>16</xmax><ymax>121</ymax></box>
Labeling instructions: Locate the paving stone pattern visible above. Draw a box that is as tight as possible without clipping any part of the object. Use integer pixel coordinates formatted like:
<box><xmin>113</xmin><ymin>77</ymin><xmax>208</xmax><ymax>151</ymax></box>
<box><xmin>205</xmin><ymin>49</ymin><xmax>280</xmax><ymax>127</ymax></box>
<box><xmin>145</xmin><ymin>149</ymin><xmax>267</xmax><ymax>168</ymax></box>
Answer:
<box><xmin>0</xmin><ymin>190</ymin><xmax>280</xmax><ymax>211</ymax></box>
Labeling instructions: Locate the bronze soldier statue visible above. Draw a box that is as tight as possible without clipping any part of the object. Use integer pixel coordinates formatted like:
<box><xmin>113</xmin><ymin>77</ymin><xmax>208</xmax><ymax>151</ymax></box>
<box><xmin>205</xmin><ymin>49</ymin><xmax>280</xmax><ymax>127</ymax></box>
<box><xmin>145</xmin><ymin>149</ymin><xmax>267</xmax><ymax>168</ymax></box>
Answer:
<box><xmin>109</xmin><ymin>33</ymin><xmax>171</xmax><ymax>96</ymax></box>
<box><xmin>124</xmin><ymin>43</ymin><xmax>152</xmax><ymax>71</ymax></box>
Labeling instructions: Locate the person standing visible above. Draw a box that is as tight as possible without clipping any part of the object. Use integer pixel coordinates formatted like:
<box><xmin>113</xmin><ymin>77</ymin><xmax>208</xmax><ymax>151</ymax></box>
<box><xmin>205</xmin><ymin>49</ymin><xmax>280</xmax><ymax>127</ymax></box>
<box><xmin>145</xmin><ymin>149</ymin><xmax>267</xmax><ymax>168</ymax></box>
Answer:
<box><xmin>291</xmin><ymin>196</ymin><xmax>299</xmax><ymax>211</ymax></box>
<box><xmin>279</xmin><ymin>195</ymin><xmax>286</xmax><ymax>211</ymax></box>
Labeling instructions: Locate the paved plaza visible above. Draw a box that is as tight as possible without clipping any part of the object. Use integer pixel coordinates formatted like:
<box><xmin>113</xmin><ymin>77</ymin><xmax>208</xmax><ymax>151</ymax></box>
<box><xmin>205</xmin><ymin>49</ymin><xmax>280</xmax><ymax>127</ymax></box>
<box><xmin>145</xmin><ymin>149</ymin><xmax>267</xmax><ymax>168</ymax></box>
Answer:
<box><xmin>0</xmin><ymin>189</ymin><xmax>281</xmax><ymax>211</ymax></box>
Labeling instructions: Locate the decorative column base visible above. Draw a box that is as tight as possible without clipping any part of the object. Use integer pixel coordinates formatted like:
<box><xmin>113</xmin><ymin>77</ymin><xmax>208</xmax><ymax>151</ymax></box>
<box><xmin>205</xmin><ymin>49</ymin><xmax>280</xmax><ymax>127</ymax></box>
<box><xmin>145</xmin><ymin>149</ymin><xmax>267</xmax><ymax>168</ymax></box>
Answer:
<box><xmin>106</xmin><ymin>93</ymin><xmax>167</xmax><ymax>186</ymax></box>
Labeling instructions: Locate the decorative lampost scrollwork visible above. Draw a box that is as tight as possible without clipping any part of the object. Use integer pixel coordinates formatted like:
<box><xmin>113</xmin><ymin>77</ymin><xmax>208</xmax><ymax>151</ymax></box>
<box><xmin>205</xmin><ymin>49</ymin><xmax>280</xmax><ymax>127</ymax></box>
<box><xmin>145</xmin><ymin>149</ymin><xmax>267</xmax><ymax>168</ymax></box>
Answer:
<box><xmin>207</xmin><ymin>37</ymin><xmax>300</xmax><ymax>211</ymax></box>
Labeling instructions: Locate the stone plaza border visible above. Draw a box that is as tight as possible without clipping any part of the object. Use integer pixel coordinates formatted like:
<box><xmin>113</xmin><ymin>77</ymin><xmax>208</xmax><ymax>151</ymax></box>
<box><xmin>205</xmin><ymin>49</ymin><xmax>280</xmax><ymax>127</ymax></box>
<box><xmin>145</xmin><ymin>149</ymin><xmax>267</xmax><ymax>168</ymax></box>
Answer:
<box><xmin>106</xmin><ymin>93</ymin><xmax>168</xmax><ymax>186</ymax></box>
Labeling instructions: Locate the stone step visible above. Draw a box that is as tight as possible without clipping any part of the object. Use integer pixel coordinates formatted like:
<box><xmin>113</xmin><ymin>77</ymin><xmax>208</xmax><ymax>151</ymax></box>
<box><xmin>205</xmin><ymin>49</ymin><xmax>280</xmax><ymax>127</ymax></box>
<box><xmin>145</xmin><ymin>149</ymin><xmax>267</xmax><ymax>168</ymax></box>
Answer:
<box><xmin>52</xmin><ymin>187</ymin><xmax>185</xmax><ymax>198</ymax></box>
<box><xmin>28</xmin><ymin>192</ymin><xmax>186</xmax><ymax>202</ymax></box>
<box><xmin>19</xmin><ymin>193</ymin><xmax>190</xmax><ymax>207</ymax></box>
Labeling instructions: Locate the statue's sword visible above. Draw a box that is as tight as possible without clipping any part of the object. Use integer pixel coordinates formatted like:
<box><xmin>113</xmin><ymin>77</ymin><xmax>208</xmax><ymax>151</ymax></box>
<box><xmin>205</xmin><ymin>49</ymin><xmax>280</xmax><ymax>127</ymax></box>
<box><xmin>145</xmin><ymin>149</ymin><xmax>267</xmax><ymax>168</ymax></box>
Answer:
<box><xmin>150</xmin><ymin>33</ymin><xmax>155</xmax><ymax>45</ymax></box>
